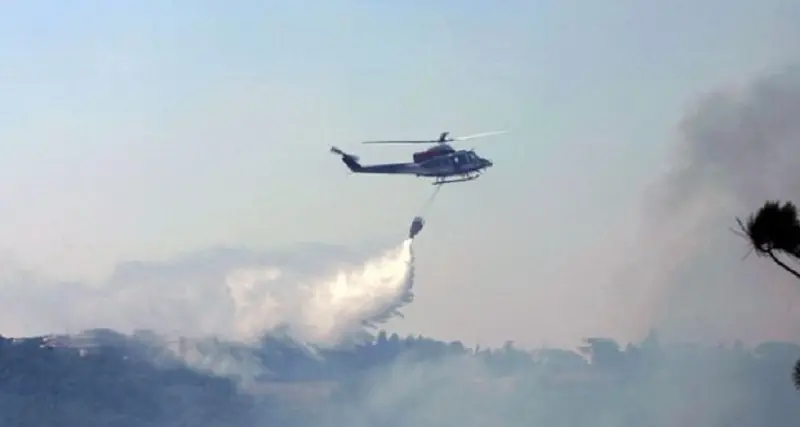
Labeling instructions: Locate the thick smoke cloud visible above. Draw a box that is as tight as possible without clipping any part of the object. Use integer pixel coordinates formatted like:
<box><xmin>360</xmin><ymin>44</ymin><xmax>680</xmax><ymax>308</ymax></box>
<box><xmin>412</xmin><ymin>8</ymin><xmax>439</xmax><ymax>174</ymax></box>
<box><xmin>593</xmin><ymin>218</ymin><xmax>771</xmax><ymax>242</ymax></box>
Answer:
<box><xmin>663</xmin><ymin>64</ymin><xmax>800</xmax><ymax>211</ymax></box>
<box><xmin>621</xmin><ymin>63</ymin><xmax>800</xmax><ymax>343</ymax></box>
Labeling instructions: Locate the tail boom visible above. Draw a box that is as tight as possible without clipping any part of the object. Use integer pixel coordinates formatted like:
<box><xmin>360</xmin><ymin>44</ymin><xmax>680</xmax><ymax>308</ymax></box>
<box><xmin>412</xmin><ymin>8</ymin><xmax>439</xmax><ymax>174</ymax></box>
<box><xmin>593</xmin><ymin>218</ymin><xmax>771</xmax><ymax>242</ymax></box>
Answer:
<box><xmin>330</xmin><ymin>146</ymin><xmax>417</xmax><ymax>175</ymax></box>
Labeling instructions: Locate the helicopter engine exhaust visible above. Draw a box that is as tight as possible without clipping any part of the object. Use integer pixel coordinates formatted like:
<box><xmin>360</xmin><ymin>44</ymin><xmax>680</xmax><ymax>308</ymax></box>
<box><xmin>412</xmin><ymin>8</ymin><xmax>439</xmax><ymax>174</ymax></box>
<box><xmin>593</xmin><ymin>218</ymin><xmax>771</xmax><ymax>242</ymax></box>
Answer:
<box><xmin>409</xmin><ymin>216</ymin><xmax>425</xmax><ymax>239</ymax></box>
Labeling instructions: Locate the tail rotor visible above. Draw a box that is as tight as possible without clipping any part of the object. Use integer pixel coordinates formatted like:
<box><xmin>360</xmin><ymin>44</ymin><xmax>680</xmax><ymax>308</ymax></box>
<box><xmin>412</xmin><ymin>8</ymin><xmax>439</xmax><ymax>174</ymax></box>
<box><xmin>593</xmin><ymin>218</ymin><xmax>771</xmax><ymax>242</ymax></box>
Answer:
<box><xmin>330</xmin><ymin>146</ymin><xmax>362</xmax><ymax>173</ymax></box>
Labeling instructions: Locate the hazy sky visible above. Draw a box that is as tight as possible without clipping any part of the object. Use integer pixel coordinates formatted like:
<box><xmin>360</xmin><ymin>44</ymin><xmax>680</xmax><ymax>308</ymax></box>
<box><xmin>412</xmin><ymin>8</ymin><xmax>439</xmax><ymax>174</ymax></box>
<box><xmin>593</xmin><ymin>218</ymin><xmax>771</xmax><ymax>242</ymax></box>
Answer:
<box><xmin>1</xmin><ymin>1</ymin><xmax>798</xmax><ymax>347</ymax></box>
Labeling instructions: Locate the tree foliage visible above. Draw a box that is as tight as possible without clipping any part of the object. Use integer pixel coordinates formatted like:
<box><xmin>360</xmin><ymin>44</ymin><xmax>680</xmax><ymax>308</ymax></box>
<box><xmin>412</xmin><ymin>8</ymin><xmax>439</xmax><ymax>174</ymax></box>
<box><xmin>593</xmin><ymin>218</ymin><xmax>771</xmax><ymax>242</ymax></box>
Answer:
<box><xmin>737</xmin><ymin>200</ymin><xmax>800</xmax><ymax>279</ymax></box>
<box><xmin>738</xmin><ymin>200</ymin><xmax>800</xmax><ymax>390</ymax></box>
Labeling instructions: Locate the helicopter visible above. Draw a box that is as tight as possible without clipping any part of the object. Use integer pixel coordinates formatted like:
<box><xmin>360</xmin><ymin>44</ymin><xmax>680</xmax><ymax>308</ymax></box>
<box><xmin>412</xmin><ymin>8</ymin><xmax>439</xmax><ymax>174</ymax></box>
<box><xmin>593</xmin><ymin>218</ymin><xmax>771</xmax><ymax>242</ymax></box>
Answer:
<box><xmin>329</xmin><ymin>130</ymin><xmax>505</xmax><ymax>185</ymax></box>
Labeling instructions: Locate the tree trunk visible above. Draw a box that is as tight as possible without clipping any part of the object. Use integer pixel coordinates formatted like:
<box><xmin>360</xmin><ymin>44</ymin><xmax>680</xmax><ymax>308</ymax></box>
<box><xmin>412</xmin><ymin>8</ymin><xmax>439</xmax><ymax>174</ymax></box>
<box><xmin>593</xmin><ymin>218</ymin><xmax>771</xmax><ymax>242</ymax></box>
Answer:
<box><xmin>767</xmin><ymin>250</ymin><xmax>800</xmax><ymax>280</ymax></box>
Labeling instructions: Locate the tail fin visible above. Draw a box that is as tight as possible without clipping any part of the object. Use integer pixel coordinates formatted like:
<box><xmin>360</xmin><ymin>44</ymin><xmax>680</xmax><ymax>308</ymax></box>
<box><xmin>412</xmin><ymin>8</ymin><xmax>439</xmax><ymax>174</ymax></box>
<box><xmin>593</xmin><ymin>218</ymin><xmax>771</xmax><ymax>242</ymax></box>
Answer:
<box><xmin>330</xmin><ymin>146</ymin><xmax>362</xmax><ymax>172</ymax></box>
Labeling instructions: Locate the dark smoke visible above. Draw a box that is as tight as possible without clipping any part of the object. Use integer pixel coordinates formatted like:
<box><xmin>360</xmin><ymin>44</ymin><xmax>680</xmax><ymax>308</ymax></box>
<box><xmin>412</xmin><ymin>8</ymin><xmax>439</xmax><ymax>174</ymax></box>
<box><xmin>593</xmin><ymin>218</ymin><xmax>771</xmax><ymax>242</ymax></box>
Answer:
<box><xmin>632</xmin><ymin>62</ymin><xmax>800</xmax><ymax>343</ymax></box>
<box><xmin>663</xmin><ymin>64</ymin><xmax>800</xmax><ymax>211</ymax></box>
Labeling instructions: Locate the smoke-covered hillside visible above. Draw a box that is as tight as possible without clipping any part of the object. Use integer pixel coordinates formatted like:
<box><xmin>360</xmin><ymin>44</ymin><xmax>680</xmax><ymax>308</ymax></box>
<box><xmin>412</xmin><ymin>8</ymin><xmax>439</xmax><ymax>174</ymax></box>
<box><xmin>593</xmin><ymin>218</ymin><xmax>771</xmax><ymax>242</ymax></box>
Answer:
<box><xmin>0</xmin><ymin>331</ymin><xmax>252</xmax><ymax>426</ymax></box>
<box><xmin>2</xmin><ymin>327</ymin><xmax>799</xmax><ymax>426</ymax></box>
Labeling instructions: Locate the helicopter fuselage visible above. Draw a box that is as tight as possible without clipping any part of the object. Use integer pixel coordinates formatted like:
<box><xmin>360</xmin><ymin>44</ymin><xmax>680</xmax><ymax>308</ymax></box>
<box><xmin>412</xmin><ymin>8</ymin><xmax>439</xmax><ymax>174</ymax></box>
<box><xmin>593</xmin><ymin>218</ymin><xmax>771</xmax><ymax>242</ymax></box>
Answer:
<box><xmin>412</xmin><ymin>144</ymin><xmax>493</xmax><ymax>179</ymax></box>
<box><xmin>330</xmin><ymin>138</ymin><xmax>495</xmax><ymax>185</ymax></box>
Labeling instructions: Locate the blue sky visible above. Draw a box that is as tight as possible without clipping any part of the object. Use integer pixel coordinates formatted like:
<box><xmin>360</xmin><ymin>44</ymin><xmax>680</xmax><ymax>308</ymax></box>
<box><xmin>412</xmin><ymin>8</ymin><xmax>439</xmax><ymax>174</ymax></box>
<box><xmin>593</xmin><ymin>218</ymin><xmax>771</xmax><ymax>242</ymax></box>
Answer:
<box><xmin>0</xmin><ymin>1</ymin><xmax>797</xmax><ymax>346</ymax></box>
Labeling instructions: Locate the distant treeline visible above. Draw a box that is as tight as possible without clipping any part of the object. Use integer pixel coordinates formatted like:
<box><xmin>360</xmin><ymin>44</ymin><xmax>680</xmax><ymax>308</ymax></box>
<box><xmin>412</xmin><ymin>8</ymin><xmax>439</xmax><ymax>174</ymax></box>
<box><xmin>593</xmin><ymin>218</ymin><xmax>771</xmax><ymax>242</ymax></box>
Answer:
<box><xmin>1</xmin><ymin>328</ymin><xmax>798</xmax><ymax>426</ymax></box>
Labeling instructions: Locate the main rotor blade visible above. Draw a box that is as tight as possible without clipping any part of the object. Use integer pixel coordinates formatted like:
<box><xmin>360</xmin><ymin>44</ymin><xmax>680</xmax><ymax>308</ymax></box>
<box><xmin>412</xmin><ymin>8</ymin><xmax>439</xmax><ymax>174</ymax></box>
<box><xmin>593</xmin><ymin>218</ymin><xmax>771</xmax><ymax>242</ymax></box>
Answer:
<box><xmin>361</xmin><ymin>140</ymin><xmax>439</xmax><ymax>144</ymax></box>
<box><xmin>451</xmin><ymin>130</ymin><xmax>509</xmax><ymax>141</ymax></box>
<box><xmin>361</xmin><ymin>130</ymin><xmax>508</xmax><ymax>144</ymax></box>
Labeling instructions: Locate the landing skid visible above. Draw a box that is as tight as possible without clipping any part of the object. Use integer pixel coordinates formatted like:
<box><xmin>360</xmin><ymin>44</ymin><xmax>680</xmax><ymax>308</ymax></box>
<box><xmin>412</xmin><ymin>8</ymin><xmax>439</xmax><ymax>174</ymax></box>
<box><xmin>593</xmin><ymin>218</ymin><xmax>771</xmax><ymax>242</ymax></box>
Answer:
<box><xmin>432</xmin><ymin>174</ymin><xmax>481</xmax><ymax>186</ymax></box>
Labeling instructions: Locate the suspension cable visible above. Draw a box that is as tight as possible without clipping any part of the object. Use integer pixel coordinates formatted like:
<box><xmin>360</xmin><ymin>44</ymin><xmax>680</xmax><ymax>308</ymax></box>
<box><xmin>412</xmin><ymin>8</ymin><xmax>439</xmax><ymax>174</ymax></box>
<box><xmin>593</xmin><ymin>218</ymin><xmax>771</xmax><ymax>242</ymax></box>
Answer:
<box><xmin>417</xmin><ymin>184</ymin><xmax>443</xmax><ymax>218</ymax></box>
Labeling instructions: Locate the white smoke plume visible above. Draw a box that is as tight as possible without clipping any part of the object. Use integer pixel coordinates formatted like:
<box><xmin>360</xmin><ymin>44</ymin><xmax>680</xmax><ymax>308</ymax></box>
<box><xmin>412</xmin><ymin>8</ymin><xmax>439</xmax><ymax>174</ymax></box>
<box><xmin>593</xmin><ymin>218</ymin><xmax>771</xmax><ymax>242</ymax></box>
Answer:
<box><xmin>227</xmin><ymin>238</ymin><xmax>415</xmax><ymax>346</ymax></box>
<box><xmin>0</xmin><ymin>238</ymin><xmax>416</xmax><ymax>347</ymax></box>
